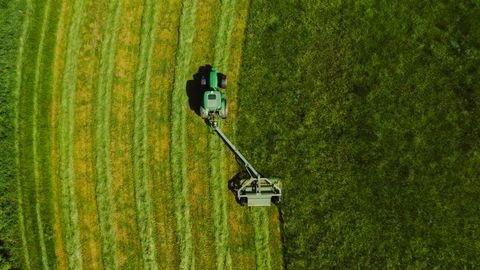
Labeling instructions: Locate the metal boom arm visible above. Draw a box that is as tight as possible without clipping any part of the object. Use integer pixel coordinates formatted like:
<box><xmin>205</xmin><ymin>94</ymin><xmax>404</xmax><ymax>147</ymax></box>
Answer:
<box><xmin>212</xmin><ymin>125</ymin><xmax>281</xmax><ymax>206</ymax></box>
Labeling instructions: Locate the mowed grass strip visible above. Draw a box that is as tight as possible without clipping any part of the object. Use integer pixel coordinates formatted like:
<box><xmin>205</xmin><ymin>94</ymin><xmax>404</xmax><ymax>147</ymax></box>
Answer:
<box><xmin>50</xmin><ymin>1</ymin><xmax>72</xmax><ymax>268</ymax></box>
<box><xmin>209</xmin><ymin>0</ymin><xmax>238</xmax><ymax>268</ymax></box>
<box><xmin>133</xmin><ymin>0</ymin><xmax>160</xmax><ymax>267</ymax></box>
<box><xmin>14</xmin><ymin>0</ymin><xmax>33</xmax><ymax>267</ymax></box>
<box><xmin>253</xmin><ymin>208</ymin><xmax>272</xmax><ymax>270</ymax></box>
<box><xmin>110</xmin><ymin>0</ymin><xmax>143</xmax><ymax>267</ymax></box>
<box><xmin>170</xmin><ymin>0</ymin><xmax>198</xmax><ymax>268</ymax></box>
<box><xmin>94</xmin><ymin>0</ymin><xmax>122</xmax><ymax>268</ymax></box>
<box><xmin>59</xmin><ymin>0</ymin><xmax>86</xmax><ymax>267</ymax></box>
<box><xmin>73</xmin><ymin>0</ymin><xmax>113</xmax><ymax>268</ymax></box>
<box><xmin>148</xmin><ymin>0</ymin><xmax>182</xmax><ymax>268</ymax></box>
<box><xmin>31</xmin><ymin>0</ymin><xmax>53</xmax><ymax>268</ymax></box>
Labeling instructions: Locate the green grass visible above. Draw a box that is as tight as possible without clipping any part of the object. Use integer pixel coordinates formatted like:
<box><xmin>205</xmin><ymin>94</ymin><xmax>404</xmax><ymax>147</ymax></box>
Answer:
<box><xmin>252</xmin><ymin>208</ymin><xmax>272</xmax><ymax>270</ymax></box>
<box><xmin>95</xmin><ymin>0</ymin><xmax>122</xmax><ymax>268</ymax></box>
<box><xmin>31</xmin><ymin>1</ymin><xmax>53</xmax><ymax>268</ymax></box>
<box><xmin>58</xmin><ymin>0</ymin><xmax>86</xmax><ymax>267</ymax></box>
<box><xmin>0</xmin><ymin>0</ymin><xmax>27</xmax><ymax>268</ymax></box>
<box><xmin>238</xmin><ymin>0</ymin><xmax>480</xmax><ymax>268</ymax></box>
<box><xmin>208</xmin><ymin>0</ymin><xmax>238</xmax><ymax>269</ymax></box>
<box><xmin>132</xmin><ymin>0</ymin><xmax>160</xmax><ymax>268</ymax></box>
<box><xmin>170</xmin><ymin>0</ymin><xmax>198</xmax><ymax>268</ymax></box>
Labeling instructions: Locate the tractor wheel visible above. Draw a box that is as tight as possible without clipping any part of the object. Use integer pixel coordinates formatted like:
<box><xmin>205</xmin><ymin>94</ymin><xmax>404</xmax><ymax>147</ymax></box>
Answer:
<box><xmin>220</xmin><ymin>100</ymin><xmax>228</xmax><ymax>119</ymax></box>
<box><xmin>218</xmin><ymin>73</ymin><xmax>227</xmax><ymax>88</ymax></box>
<box><xmin>271</xmin><ymin>196</ymin><xmax>281</xmax><ymax>205</ymax></box>
<box><xmin>239</xmin><ymin>197</ymin><xmax>247</xmax><ymax>206</ymax></box>
<box><xmin>200</xmin><ymin>76</ymin><xmax>207</xmax><ymax>86</ymax></box>
<box><xmin>200</xmin><ymin>108</ymin><xmax>208</xmax><ymax>119</ymax></box>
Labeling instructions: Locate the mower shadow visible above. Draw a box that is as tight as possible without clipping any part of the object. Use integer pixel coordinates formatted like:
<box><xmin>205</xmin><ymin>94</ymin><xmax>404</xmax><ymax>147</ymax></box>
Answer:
<box><xmin>186</xmin><ymin>65</ymin><xmax>213</xmax><ymax>117</ymax></box>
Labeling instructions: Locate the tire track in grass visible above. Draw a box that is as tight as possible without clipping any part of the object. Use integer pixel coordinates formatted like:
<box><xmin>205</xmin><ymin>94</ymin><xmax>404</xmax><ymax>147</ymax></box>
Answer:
<box><xmin>14</xmin><ymin>0</ymin><xmax>32</xmax><ymax>267</ymax></box>
<box><xmin>59</xmin><ymin>0</ymin><xmax>86</xmax><ymax>268</ymax></box>
<box><xmin>31</xmin><ymin>1</ymin><xmax>53</xmax><ymax>268</ymax></box>
<box><xmin>170</xmin><ymin>0</ymin><xmax>197</xmax><ymax>268</ymax></box>
<box><xmin>133</xmin><ymin>0</ymin><xmax>160</xmax><ymax>268</ymax></box>
<box><xmin>209</xmin><ymin>0</ymin><xmax>237</xmax><ymax>268</ymax></box>
<box><xmin>95</xmin><ymin>0</ymin><xmax>122</xmax><ymax>268</ymax></box>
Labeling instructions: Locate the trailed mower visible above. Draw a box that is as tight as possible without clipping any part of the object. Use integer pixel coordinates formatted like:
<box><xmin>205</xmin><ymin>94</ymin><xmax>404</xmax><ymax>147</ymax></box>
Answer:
<box><xmin>199</xmin><ymin>66</ymin><xmax>281</xmax><ymax>206</ymax></box>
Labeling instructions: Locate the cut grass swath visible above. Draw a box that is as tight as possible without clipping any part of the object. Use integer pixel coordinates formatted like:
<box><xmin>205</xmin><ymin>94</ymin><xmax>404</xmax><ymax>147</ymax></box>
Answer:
<box><xmin>14</xmin><ymin>0</ymin><xmax>32</xmax><ymax>267</ymax></box>
<box><xmin>59</xmin><ymin>0</ymin><xmax>86</xmax><ymax>268</ymax></box>
<box><xmin>132</xmin><ymin>0</ymin><xmax>160</xmax><ymax>267</ymax></box>
<box><xmin>31</xmin><ymin>1</ymin><xmax>53</xmax><ymax>268</ymax></box>
<box><xmin>209</xmin><ymin>0</ymin><xmax>237</xmax><ymax>268</ymax></box>
<box><xmin>170</xmin><ymin>0</ymin><xmax>197</xmax><ymax>268</ymax></box>
<box><xmin>253</xmin><ymin>208</ymin><xmax>272</xmax><ymax>270</ymax></box>
<box><xmin>95</xmin><ymin>0</ymin><xmax>122</xmax><ymax>268</ymax></box>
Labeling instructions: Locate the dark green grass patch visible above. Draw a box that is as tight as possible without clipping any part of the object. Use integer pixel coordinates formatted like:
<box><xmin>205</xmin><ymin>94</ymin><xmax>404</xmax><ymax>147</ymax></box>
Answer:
<box><xmin>239</xmin><ymin>0</ymin><xmax>480</xmax><ymax>268</ymax></box>
<box><xmin>0</xmin><ymin>0</ymin><xmax>26</xmax><ymax>268</ymax></box>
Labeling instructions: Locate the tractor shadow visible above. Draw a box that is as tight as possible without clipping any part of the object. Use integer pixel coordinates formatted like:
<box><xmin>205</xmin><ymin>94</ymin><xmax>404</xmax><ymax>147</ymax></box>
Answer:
<box><xmin>186</xmin><ymin>65</ymin><xmax>213</xmax><ymax>117</ymax></box>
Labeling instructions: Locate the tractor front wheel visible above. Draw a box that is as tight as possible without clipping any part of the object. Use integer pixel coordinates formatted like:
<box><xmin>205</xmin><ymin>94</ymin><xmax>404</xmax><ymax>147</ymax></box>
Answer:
<box><xmin>218</xmin><ymin>73</ymin><xmax>227</xmax><ymax>88</ymax></box>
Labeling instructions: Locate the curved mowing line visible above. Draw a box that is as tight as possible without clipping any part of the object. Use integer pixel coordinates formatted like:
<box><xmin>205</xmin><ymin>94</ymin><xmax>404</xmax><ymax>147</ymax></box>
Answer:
<box><xmin>132</xmin><ymin>0</ymin><xmax>160</xmax><ymax>268</ymax></box>
<box><xmin>209</xmin><ymin>0</ymin><xmax>238</xmax><ymax>268</ymax></box>
<box><xmin>32</xmin><ymin>1</ymin><xmax>53</xmax><ymax>268</ymax></box>
<box><xmin>59</xmin><ymin>0</ymin><xmax>86</xmax><ymax>268</ymax></box>
<box><xmin>94</xmin><ymin>0</ymin><xmax>122</xmax><ymax>268</ymax></box>
<box><xmin>170</xmin><ymin>0</ymin><xmax>197</xmax><ymax>269</ymax></box>
<box><xmin>15</xmin><ymin>0</ymin><xmax>32</xmax><ymax>268</ymax></box>
<box><xmin>253</xmin><ymin>209</ymin><xmax>272</xmax><ymax>270</ymax></box>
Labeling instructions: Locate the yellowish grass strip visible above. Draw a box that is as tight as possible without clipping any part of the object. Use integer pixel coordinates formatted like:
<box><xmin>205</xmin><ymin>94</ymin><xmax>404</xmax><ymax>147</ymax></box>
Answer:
<box><xmin>58</xmin><ymin>0</ymin><xmax>86</xmax><ymax>268</ymax></box>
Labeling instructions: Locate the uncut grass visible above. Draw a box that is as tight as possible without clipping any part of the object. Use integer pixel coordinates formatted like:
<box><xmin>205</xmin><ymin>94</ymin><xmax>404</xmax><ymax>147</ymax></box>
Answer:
<box><xmin>0</xmin><ymin>2</ymin><xmax>29</xmax><ymax>268</ymax></box>
<box><xmin>109</xmin><ymin>0</ymin><xmax>144</xmax><ymax>267</ymax></box>
<box><xmin>132</xmin><ymin>0</ymin><xmax>161</xmax><ymax>268</ymax></box>
<box><xmin>147</xmin><ymin>0</ymin><xmax>182</xmax><ymax>268</ymax></box>
<box><xmin>94</xmin><ymin>0</ymin><xmax>122</xmax><ymax>268</ymax></box>
<box><xmin>73</xmin><ymin>0</ymin><xmax>113</xmax><ymax>268</ymax></box>
<box><xmin>169</xmin><ymin>0</ymin><xmax>198</xmax><ymax>268</ymax></box>
<box><xmin>49</xmin><ymin>1</ymin><xmax>72</xmax><ymax>268</ymax></box>
<box><xmin>58</xmin><ymin>0</ymin><xmax>87</xmax><ymax>267</ymax></box>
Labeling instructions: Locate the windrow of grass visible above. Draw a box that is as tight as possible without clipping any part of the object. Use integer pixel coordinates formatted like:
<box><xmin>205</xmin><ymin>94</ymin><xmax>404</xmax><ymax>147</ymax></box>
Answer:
<box><xmin>252</xmin><ymin>208</ymin><xmax>272</xmax><ymax>270</ymax></box>
<box><xmin>170</xmin><ymin>0</ymin><xmax>197</xmax><ymax>268</ymax></box>
<box><xmin>209</xmin><ymin>0</ymin><xmax>238</xmax><ymax>269</ymax></box>
<box><xmin>58</xmin><ymin>0</ymin><xmax>86</xmax><ymax>268</ymax></box>
<box><xmin>31</xmin><ymin>1</ymin><xmax>53</xmax><ymax>268</ymax></box>
<box><xmin>13</xmin><ymin>0</ymin><xmax>32</xmax><ymax>267</ymax></box>
<box><xmin>94</xmin><ymin>0</ymin><xmax>122</xmax><ymax>268</ymax></box>
<box><xmin>132</xmin><ymin>0</ymin><xmax>160</xmax><ymax>268</ymax></box>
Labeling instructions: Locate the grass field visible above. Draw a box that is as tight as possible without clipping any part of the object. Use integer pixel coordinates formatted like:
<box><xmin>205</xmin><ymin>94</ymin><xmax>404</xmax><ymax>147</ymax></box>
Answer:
<box><xmin>1</xmin><ymin>0</ymin><xmax>479</xmax><ymax>269</ymax></box>
<box><xmin>2</xmin><ymin>0</ymin><xmax>282</xmax><ymax>269</ymax></box>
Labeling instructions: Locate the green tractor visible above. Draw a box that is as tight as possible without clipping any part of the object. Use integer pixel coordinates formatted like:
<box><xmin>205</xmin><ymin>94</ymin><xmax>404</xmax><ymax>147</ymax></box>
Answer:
<box><xmin>200</xmin><ymin>67</ymin><xmax>227</xmax><ymax>127</ymax></box>
<box><xmin>198</xmin><ymin>66</ymin><xmax>282</xmax><ymax>206</ymax></box>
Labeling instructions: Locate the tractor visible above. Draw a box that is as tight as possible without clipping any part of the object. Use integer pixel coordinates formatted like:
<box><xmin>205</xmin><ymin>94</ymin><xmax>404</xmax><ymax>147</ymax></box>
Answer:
<box><xmin>200</xmin><ymin>67</ymin><xmax>227</xmax><ymax>127</ymax></box>
<box><xmin>198</xmin><ymin>66</ymin><xmax>282</xmax><ymax>206</ymax></box>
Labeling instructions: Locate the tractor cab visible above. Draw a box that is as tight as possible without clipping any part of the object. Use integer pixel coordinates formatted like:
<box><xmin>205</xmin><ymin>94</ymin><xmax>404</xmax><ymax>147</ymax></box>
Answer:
<box><xmin>200</xmin><ymin>67</ymin><xmax>227</xmax><ymax>125</ymax></box>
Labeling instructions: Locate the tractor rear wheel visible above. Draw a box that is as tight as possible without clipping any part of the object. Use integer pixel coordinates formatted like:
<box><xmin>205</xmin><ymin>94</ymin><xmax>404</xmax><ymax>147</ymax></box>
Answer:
<box><xmin>200</xmin><ymin>76</ymin><xmax>207</xmax><ymax>86</ymax></box>
<box><xmin>218</xmin><ymin>73</ymin><xmax>227</xmax><ymax>88</ymax></box>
